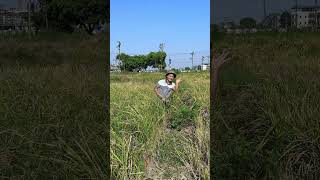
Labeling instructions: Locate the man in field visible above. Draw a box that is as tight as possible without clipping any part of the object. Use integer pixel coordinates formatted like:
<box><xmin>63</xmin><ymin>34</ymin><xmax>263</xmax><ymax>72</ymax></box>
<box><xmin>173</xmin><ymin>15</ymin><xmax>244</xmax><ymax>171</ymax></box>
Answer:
<box><xmin>154</xmin><ymin>70</ymin><xmax>182</xmax><ymax>104</ymax></box>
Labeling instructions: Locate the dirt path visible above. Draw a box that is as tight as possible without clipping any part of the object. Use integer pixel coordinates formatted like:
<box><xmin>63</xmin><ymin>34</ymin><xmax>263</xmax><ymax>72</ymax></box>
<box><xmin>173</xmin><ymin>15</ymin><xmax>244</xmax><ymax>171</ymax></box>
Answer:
<box><xmin>143</xmin><ymin>115</ymin><xmax>194</xmax><ymax>179</ymax></box>
<box><xmin>143</xmin><ymin>89</ymin><xmax>207</xmax><ymax>179</ymax></box>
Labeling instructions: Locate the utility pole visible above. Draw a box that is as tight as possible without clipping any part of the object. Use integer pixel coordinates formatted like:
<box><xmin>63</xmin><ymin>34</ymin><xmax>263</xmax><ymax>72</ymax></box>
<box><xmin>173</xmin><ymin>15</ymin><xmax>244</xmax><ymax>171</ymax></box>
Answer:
<box><xmin>117</xmin><ymin>41</ymin><xmax>121</xmax><ymax>56</ymax></box>
<box><xmin>296</xmin><ymin>0</ymin><xmax>298</xmax><ymax>29</ymax></box>
<box><xmin>201</xmin><ymin>56</ymin><xmax>205</xmax><ymax>71</ymax></box>
<box><xmin>45</xmin><ymin>0</ymin><xmax>49</xmax><ymax>30</ymax></box>
<box><xmin>201</xmin><ymin>56</ymin><xmax>205</xmax><ymax>66</ymax></box>
<box><xmin>117</xmin><ymin>41</ymin><xmax>121</xmax><ymax>70</ymax></box>
<box><xmin>159</xmin><ymin>43</ymin><xmax>165</xmax><ymax>71</ymax></box>
<box><xmin>28</xmin><ymin>0</ymin><xmax>31</xmax><ymax>39</ymax></box>
<box><xmin>169</xmin><ymin>58</ymin><xmax>172</xmax><ymax>70</ymax></box>
<box><xmin>159</xmin><ymin>43</ymin><xmax>164</xmax><ymax>52</ymax></box>
<box><xmin>315</xmin><ymin>0</ymin><xmax>318</xmax><ymax>31</ymax></box>
<box><xmin>263</xmin><ymin>0</ymin><xmax>267</xmax><ymax>19</ymax></box>
<box><xmin>190</xmin><ymin>51</ymin><xmax>194</xmax><ymax>71</ymax></box>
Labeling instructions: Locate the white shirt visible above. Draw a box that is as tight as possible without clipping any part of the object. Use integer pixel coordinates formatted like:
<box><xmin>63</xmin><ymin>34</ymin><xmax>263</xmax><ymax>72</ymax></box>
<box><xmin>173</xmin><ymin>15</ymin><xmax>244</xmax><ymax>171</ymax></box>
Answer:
<box><xmin>156</xmin><ymin>79</ymin><xmax>176</xmax><ymax>98</ymax></box>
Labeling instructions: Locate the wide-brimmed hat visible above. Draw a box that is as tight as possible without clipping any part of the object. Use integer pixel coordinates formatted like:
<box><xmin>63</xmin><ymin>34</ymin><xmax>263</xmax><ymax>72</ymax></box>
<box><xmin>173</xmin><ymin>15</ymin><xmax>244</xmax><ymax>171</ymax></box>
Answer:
<box><xmin>165</xmin><ymin>70</ymin><xmax>176</xmax><ymax>78</ymax></box>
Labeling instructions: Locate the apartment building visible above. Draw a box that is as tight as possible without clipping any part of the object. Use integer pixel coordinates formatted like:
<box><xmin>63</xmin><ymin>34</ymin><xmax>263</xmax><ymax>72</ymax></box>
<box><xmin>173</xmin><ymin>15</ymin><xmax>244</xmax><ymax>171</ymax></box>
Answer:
<box><xmin>291</xmin><ymin>6</ymin><xmax>320</xmax><ymax>28</ymax></box>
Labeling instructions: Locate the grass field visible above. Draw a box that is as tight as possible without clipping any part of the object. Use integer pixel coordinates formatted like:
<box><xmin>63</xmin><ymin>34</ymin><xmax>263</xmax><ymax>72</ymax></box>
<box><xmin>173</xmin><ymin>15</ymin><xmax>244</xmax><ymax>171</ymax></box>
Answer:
<box><xmin>2</xmin><ymin>30</ymin><xmax>319</xmax><ymax>179</ymax></box>
<box><xmin>111</xmin><ymin>72</ymin><xmax>210</xmax><ymax>179</ymax></box>
<box><xmin>212</xmin><ymin>32</ymin><xmax>320</xmax><ymax>179</ymax></box>
<box><xmin>0</xmin><ymin>33</ymin><xmax>108</xmax><ymax>179</ymax></box>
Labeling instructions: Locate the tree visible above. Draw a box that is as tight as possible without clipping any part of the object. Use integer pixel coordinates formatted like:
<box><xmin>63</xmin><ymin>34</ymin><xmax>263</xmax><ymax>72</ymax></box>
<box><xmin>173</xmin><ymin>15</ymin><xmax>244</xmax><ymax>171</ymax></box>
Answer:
<box><xmin>116</xmin><ymin>53</ymin><xmax>147</xmax><ymax>71</ymax></box>
<box><xmin>185</xmin><ymin>67</ymin><xmax>191</xmax><ymax>71</ymax></box>
<box><xmin>280</xmin><ymin>11</ymin><xmax>291</xmax><ymax>29</ymax></box>
<box><xmin>72</xmin><ymin>0</ymin><xmax>108</xmax><ymax>34</ymax></box>
<box><xmin>117</xmin><ymin>51</ymin><xmax>167</xmax><ymax>72</ymax></box>
<box><xmin>33</xmin><ymin>0</ymin><xmax>108</xmax><ymax>34</ymax></box>
<box><xmin>146</xmin><ymin>51</ymin><xmax>166</xmax><ymax>70</ymax></box>
<box><xmin>240</xmin><ymin>17</ymin><xmax>256</xmax><ymax>29</ymax></box>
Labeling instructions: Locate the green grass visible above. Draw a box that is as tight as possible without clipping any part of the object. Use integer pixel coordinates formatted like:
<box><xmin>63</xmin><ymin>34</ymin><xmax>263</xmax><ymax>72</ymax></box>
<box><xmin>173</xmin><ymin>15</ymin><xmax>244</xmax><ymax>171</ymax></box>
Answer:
<box><xmin>213</xmin><ymin>32</ymin><xmax>320</xmax><ymax>179</ymax></box>
<box><xmin>0</xmin><ymin>33</ymin><xmax>108</xmax><ymax>179</ymax></box>
<box><xmin>111</xmin><ymin>72</ymin><xmax>209</xmax><ymax>179</ymax></box>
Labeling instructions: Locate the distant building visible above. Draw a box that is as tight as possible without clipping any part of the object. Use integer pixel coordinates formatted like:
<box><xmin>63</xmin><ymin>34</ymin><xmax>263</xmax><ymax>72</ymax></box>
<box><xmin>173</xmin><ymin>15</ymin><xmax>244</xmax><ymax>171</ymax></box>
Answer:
<box><xmin>110</xmin><ymin>65</ymin><xmax>121</xmax><ymax>72</ymax></box>
<box><xmin>201</xmin><ymin>64</ymin><xmax>210</xmax><ymax>71</ymax></box>
<box><xmin>290</xmin><ymin>6</ymin><xmax>320</xmax><ymax>29</ymax></box>
<box><xmin>0</xmin><ymin>9</ymin><xmax>28</xmax><ymax>31</ymax></box>
<box><xmin>0</xmin><ymin>0</ymin><xmax>39</xmax><ymax>31</ymax></box>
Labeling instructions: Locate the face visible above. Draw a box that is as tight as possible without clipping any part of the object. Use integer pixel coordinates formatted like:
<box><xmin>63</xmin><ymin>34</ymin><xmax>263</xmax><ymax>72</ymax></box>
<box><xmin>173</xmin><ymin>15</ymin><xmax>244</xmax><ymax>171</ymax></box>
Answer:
<box><xmin>166</xmin><ymin>74</ymin><xmax>175</xmax><ymax>82</ymax></box>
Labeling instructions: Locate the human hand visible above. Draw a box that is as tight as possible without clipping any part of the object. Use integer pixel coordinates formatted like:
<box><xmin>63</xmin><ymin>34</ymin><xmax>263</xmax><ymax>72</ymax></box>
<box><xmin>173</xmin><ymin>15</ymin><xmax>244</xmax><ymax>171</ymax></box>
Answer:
<box><xmin>176</xmin><ymin>78</ymin><xmax>182</xmax><ymax>84</ymax></box>
<box><xmin>213</xmin><ymin>49</ymin><xmax>231</xmax><ymax>70</ymax></box>
<box><xmin>158</xmin><ymin>95</ymin><xmax>164</xmax><ymax>100</ymax></box>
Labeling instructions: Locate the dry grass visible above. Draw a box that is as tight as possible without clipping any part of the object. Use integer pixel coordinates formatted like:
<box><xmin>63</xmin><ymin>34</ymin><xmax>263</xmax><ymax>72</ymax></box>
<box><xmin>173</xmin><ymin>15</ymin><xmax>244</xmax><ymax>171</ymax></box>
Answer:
<box><xmin>111</xmin><ymin>72</ymin><xmax>209</xmax><ymax>179</ymax></box>
<box><xmin>0</xmin><ymin>33</ymin><xmax>108</xmax><ymax>178</ymax></box>
<box><xmin>212</xmin><ymin>32</ymin><xmax>320</xmax><ymax>179</ymax></box>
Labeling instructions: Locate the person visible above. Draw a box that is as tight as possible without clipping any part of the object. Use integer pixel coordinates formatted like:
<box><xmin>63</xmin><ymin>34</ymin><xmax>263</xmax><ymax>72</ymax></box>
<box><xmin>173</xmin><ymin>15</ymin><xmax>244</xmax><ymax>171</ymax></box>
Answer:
<box><xmin>154</xmin><ymin>70</ymin><xmax>182</xmax><ymax>104</ymax></box>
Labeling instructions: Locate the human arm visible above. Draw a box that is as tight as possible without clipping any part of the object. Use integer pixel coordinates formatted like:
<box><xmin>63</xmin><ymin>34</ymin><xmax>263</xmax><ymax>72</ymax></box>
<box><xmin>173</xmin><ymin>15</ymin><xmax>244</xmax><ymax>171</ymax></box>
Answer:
<box><xmin>213</xmin><ymin>49</ymin><xmax>230</xmax><ymax>71</ymax></box>
<box><xmin>173</xmin><ymin>79</ymin><xmax>182</xmax><ymax>92</ymax></box>
<box><xmin>212</xmin><ymin>49</ymin><xmax>231</xmax><ymax>101</ymax></box>
<box><xmin>154</xmin><ymin>85</ymin><xmax>162</xmax><ymax>98</ymax></box>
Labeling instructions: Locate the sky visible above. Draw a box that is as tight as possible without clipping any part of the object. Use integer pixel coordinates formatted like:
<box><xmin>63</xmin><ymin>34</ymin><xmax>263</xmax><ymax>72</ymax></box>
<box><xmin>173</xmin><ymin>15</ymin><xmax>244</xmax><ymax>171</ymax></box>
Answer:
<box><xmin>212</xmin><ymin>0</ymin><xmax>318</xmax><ymax>24</ymax></box>
<box><xmin>110</xmin><ymin>0</ymin><xmax>210</xmax><ymax>69</ymax></box>
<box><xmin>0</xmin><ymin>0</ymin><xmax>14</xmax><ymax>7</ymax></box>
<box><xmin>0</xmin><ymin>0</ymin><xmax>35</xmax><ymax>8</ymax></box>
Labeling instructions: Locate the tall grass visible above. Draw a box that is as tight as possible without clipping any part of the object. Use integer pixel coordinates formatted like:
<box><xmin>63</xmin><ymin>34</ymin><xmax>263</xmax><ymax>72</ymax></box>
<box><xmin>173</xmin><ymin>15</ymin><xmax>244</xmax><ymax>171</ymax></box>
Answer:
<box><xmin>213</xmin><ymin>32</ymin><xmax>320</xmax><ymax>179</ymax></box>
<box><xmin>0</xmin><ymin>33</ymin><xmax>108</xmax><ymax>178</ymax></box>
<box><xmin>111</xmin><ymin>72</ymin><xmax>209</xmax><ymax>179</ymax></box>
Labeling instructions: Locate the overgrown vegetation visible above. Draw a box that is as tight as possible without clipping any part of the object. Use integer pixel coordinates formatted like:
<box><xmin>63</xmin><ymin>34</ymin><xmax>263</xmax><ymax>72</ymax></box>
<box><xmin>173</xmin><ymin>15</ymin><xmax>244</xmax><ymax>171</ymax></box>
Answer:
<box><xmin>0</xmin><ymin>33</ymin><xmax>108</xmax><ymax>179</ymax></box>
<box><xmin>111</xmin><ymin>72</ymin><xmax>209</xmax><ymax>179</ymax></box>
<box><xmin>168</xmin><ymin>89</ymin><xmax>198</xmax><ymax>130</ymax></box>
<box><xmin>213</xmin><ymin>32</ymin><xmax>320</xmax><ymax>179</ymax></box>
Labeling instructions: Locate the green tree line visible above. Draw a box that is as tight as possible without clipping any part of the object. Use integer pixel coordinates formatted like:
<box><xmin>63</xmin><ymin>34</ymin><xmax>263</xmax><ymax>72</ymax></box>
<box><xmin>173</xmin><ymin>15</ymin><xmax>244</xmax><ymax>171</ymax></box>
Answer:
<box><xmin>116</xmin><ymin>51</ymin><xmax>167</xmax><ymax>72</ymax></box>
<box><xmin>32</xmin><ymin>0</ymin><xmax>109</xmax><ymax>34</ymax></box>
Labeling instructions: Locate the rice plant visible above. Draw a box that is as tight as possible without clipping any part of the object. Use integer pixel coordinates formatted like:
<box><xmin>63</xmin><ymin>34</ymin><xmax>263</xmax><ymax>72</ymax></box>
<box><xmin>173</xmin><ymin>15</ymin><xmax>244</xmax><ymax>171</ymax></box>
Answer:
<box><xmin>0</xmin><ymin>33</ymin><xmax>108</xmax><ymax>179</ymax></box>
<box><xmin>213</xmin><ymin>32</ymin><xmax>320</xmax><ymax>179</ymax></box>
<box><xmin>111</xmin><ymin>72</ymin><xmax>210</xmax><ymax>179</ymax></box>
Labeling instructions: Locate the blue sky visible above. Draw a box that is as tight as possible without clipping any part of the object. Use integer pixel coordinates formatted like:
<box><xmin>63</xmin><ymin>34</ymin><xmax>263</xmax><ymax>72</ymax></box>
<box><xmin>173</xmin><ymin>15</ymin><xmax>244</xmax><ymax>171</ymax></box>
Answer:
<box><xmin>110</xmin><ymin>0</ymin><xmax>210</xmax><ymax>69</ymax></box>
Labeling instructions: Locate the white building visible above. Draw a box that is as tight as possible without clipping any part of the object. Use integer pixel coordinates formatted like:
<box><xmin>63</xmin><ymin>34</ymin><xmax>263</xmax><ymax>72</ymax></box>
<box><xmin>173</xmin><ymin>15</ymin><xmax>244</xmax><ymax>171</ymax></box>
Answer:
<box><xmin>201</xmin><ymin>64</ymin><xmax>210</xmax><ymax>71</ymax></box>
<box><xmin>110</xmin><ymin>65</ymin><xmax>121</xmax><ymax>72</ymax></box>
<box><xmin>290</xmin><ymin>6</ymin><xmax>320</xmax><ymax>29</ymax></box>
<box><xmin>0</xmin><ymin>0</ymin><xmax>39</xmax><ymax>31</ymax></box>
<box><xmin>0</xmin><ymin>9</ymin><xmax>28</xmax><ymax>30</ymax></box>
